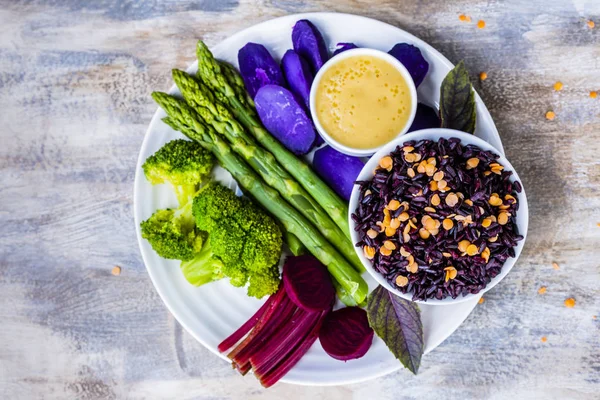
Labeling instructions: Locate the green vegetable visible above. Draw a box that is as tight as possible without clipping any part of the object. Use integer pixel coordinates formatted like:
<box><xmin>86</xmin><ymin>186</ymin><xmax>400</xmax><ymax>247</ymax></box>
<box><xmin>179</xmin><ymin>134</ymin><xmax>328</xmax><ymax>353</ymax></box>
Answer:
<box><xmin>140</xmin><ymin>200</ymin><xmax>201</xmax><ymax>261</ymax></box>
<box><xmin>283</xmin><ymin>231</ymin><xmax>306</xmax><ymax>256</ymax></box>
<box><xmin>142</xmin><ymin>139</ymin><xmax>214</xmax><ymax>205</ymax></box>
<box><xmin>366</xmin><ymin>286</ymin><xmax>424</xmax><ymax>374</ymax></box>
<box><xmin>180</xmin><ymin>182</ymin><xmax>283</xmax><ymax>299</ymax></box>
<box><xmin>180</xmin><ymin>238</ymin><xmax>224</xmax><ymax>286</ymax></box>
<box><xmin>195</xmin><ymin>41</ymin><xmax>351</xmax><ymax>238</ymax></box>
<box><xmin>152</xmin><ymin>92</ymin><xmax>368</xmax><ymax>304</ymax></box>
<box><xmin>172</xmin><ymin>69</ymin><xmax>364</xmax><ymax>273</ymax></box>
<box><xmin>439</xmin><ymin>60</ymin><xmax>476</xmax><ymax>134</ymax></box>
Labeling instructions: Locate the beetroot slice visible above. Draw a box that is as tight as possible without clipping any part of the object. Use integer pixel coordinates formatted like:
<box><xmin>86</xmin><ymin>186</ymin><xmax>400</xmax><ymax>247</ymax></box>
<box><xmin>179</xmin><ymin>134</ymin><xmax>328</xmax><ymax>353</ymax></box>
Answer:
<box><xmin>319</xmin><ymin>307</ymin><xmax>374</xmax><ymax>361</ymax></box>
<box><xmin>283</xmin><ymin>255</ymin><xmax>335</xmax><ymax>312</ymax></box>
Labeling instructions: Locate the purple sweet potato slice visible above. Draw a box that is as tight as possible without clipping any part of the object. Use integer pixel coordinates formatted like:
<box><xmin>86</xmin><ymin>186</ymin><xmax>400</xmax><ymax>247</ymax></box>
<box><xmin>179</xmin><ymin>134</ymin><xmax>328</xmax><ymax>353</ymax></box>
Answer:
<box><xmin>283</xmin><ymin>255</ymin><xmax>335</xmax><ymax>312</ymax></box>
<box><xmin>333</xmin><ymin>42</ymin><xmax>358</xmax><ymax>56</ymax></box>
<box><xmin>407</xmin><ymin>103</ymin><xmax>441</xmax><ymax>133</ymax></box>
<box><xmin>238</xmin><ymin>42</ymin><xmax>286</xmax><ymax>99</ymax></box>
<box><xmin>292</xmin><ymin>19</ymin><xmax>329</xmax><ymax>73</ymax></box>
<box><xmin>319</xmin><ymin>307</ymin><xmax>374</xmax><ymax>361</ymax></box>
<box><xmin>388</xmin><ymin>43</ymin><xmax>429</xmax><ymax>88</ymax></box>
<box><xmin>254</xmin><ymin>85</ymin><xmax>316</xmax><ymax>155</ymax></box>
<box><xmin>313</xmin><ymin>146</ymin><xmax>364</xmax><ymax>201</ymax></box>
<box><xmin>281</xmin><ymin>49</ymin><xmax>314</xmax><ymax>111</ymax></box>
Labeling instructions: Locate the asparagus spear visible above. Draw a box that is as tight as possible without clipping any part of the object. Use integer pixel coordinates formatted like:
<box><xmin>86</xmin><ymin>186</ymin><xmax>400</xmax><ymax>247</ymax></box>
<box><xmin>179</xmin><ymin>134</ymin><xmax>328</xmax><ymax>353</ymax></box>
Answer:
<box><xmin>218</xmin><ymin>61</ymin><xmax>255</xmax><ymax>110</ymax></box>
<box><xmin>172</xmin><ymin>70</ymin><xmax>364</xmax><ymax>273</ymax></box>
<box><xmin>153</xmin><ymin>92</ymin><xmax>368</xmax><ymax>304</ymax></box>
<box><xmin>195</xmin><ymin>41</ymin><xmax>351</xmax><ymax>238</ymax></box>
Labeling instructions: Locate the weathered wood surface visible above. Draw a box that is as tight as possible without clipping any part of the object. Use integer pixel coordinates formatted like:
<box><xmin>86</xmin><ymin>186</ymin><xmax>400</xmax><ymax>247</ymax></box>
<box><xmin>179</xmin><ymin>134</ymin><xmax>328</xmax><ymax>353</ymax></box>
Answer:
<box><xmin>1</xmin><ymin>0</ymin><xmax>599</xmax><ymax>399</ymax></box>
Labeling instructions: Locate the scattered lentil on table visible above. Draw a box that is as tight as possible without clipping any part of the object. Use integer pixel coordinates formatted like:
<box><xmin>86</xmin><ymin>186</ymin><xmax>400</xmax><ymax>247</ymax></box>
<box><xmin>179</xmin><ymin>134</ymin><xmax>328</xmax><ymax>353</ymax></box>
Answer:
<box><xmin>553</xmin><ymin>81</ymin><xmax>563</xmax><ymax>91</ymax></box>
<box><xmin>564</xmin><ymin>298</ymin><xmax>576</xmax><ymax>308</ymax></box>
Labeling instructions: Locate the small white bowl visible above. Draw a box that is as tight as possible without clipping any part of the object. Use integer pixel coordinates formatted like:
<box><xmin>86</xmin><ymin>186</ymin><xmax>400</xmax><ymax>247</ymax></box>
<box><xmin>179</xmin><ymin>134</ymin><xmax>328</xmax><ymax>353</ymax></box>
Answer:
<box><xmin>309</xmin><ymin>48</ymin><xmax>418</xmax><ymax>157</ymax></box>
<box><xmin>348</xmin><ymin>128</ymin><xmax>529</xmax><ymax>305</ymax></box>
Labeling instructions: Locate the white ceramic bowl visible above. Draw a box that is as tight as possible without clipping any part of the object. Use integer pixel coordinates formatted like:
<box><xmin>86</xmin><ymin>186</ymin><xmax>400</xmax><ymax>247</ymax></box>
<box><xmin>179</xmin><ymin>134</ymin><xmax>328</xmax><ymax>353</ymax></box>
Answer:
<box><xmin>348</xmin><ymin>128</ymin><xmax>529</xmax><ymax>305</ymax></box>
<box><xmin>309</xmin><ymin>48</ymin><xmax>418</xmax><ymax>157</ymax></box>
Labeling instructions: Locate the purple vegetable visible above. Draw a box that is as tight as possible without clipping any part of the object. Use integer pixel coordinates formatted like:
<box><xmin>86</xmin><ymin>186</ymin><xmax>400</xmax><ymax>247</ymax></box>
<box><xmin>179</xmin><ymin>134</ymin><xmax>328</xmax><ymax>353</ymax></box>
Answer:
<box><xmin>367</xmin><ymin>286</ymin><xmax>423</xmax><ymax>373</ymax></box>
<box><xmin>281</xmin><ymin>49</ymin><xmax>314</xmax><ymax>111</ymax></box>
<box><xmin>319</xmin><ymin>307</ymin><xmax>373</xmax><ymax>361</ymax></box>
<box><xmin>313</xmin><ymin>146</ymin><xmax>364</xmax><ymax>201</ymax></box>
<box><xmin>255</xmin><ymin>85</ymin><xmax>316</xmax><ymax>155</ymax></box>
<box><xmin>333</xmin><ymin>42</ymin><xmax>358</xmax><ymax>56</ymax></box>
<box><xmin>292</xmin><ymin>20</ymin><xmax>329</xmax><ymax>73</ymax></box>
<box><xmin>407</xmin><ymin>103</ymin><xmax>441</xmax><ymax>133</ymax></box>
<box><xmin>313</xmin><ymin>132</ymin><xmax>324</xmax><ymax>147</ymax></box>
<box><xmin>238</xmin><ymin>42</ymin><xmax>286</xmax><ymax>99</ymax></box>
<box><xmin>283</xmin><ymin>255</ymin><xmax>335</xmax><ymax>312</ymax></box>
<box><xmin>388</xmin><ymin>43</ymin><xmax>429</xmax><ymax>88</ymax></box>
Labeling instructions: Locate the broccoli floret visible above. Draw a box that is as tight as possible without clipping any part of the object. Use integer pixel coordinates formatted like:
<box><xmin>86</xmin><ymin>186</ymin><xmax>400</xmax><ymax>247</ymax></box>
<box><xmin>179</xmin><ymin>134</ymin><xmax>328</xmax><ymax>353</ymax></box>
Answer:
<box><xmin>247</xmin><ymin>269</ymin><xmax>281</xmax><ymax>299</ymax></box>
<box><xmin>140</xmin><ymin>204</ymin><xmax>201</xmax><ymax>261</ymax></box>
<box><xmin>180</xmin><ymin>238</ymin><xmax>224</xmax><ymax>286</ymax></box>
<box><xmin>142</xmin><ymin>139</ymin><xmax>214</xmax><ymax>205</ymax></box>
<box><xmin>189</xmin><ymin>182</ymin><xmax>283</xmax><ymax>298</ymax></box>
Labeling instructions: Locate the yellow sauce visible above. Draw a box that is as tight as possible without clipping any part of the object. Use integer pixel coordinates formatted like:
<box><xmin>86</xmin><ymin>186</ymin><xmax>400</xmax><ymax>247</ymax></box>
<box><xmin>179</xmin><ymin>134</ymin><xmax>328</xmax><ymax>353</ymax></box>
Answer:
<box><xmin>315</xmin><ymin>55</ymin><xmax>412</xmax><ymax>149</ymax></box>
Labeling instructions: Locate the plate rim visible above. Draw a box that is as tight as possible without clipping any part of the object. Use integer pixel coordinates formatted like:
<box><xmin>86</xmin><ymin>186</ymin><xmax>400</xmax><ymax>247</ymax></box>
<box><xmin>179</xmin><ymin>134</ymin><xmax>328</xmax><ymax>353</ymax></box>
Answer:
<box><xmin>134</xmin><ymin>11</ymin><xmax>503</xmax><ymax>386</ymax></box>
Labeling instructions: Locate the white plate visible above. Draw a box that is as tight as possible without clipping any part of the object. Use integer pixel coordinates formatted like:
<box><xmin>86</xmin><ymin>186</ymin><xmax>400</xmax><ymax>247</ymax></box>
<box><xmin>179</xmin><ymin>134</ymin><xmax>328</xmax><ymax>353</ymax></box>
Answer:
<box><xmin>134</xmin><ymin>12</ymin><xmax>505</xmax><ymax>386</ymax></box>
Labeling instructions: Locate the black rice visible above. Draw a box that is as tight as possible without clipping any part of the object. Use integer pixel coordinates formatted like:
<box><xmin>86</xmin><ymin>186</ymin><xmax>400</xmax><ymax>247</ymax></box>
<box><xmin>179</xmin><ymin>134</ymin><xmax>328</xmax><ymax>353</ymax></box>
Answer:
<box><xmin>352</xmin><ymin>137</ymin><xmax>524</xmax><ymax>301</ymax></box>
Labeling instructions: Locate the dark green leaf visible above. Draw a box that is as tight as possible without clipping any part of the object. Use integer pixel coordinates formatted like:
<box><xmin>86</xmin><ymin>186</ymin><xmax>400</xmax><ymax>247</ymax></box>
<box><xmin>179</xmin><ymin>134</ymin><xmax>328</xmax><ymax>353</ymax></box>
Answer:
<box><xmin>367</xmin><ymin>286</ymin><xmax>424</xmax><ymax>374</ymax></box>
<box><xmin>439</xmin><ymin>60</ymin><xmax>476</xmax><ymax>134</ymax></box>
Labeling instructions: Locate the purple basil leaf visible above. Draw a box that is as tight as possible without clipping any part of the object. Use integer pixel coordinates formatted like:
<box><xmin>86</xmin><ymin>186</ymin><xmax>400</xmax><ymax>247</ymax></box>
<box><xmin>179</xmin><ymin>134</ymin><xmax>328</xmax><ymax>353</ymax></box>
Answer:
<box><xmin>407</xmin><ymin>103</ymin><xmax>441</xmax><ymax>133</ymax></box>
<box><xmin>439</xmin><ymin>61</ymin><xmax>476</xmax><ymax>134</ymax></box>
<box><xmin>333</xmin><ymin>42</ymin><xmax>358</xmax><ymax>56</ymax></box>
<box><xmin>366</xmin><ymin>285</ymin><xmax>424</xmax><ymax>374</ymax></box>
<box><xmin>388</xmin><ymin>43</ymin><xmax>429</xmax><ymax>88</ymax></box>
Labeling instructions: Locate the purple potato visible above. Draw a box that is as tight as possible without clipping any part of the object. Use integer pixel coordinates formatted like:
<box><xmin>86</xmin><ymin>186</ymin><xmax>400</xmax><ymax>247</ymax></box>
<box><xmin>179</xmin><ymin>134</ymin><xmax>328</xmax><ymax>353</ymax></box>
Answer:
<box><xmin>407</xmin><ymin>103</ymin><xmax>441</xmax><ymax>133</ymax></box>
<box><xmin>254</xmin><ymin>85</ymin><xmax>316</xmax><ymax>155</ymax></box>
<box><xmin>388</xmin><ymin>43</ymin><xmax>429</xmax><ymax>88</ymax></box>
<box><xmin>281</xmin><ymin>49</ymin><xmax>314</xmax><ymax>111</ymax></box>
<box><xmin>313</xmin><ymin>146</ymin><xmax>364</xmax><ymax>201</ymax></box>
<box><xmin>292</xmin><ymin>20</ymin><xmax>329</xmax><ymax>73</ymax></box>
<box><xmin>238</xmin><ymin>42</ymin><xmax>286</xmax><ymax>99</ymax></box>
<box><xmin>333</xmin><ymin>42</ymin><xmax>358</xmax><ymax>56</ymax></box>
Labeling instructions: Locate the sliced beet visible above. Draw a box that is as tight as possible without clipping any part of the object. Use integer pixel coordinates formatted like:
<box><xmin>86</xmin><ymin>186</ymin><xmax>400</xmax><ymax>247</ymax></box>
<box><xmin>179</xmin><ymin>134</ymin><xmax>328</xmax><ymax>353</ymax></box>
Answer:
<box><xmin>407</xmin><ymin>103</ymin><xmax>441</xmax><ymax>133</ymax></box>
<box><xmin>319</xmin><ymin>307</ymin><xmax>374</xmax><ymax>361</ymax></box>
<box><xmin>292</xmin><ymin>20</ymin><xmax>329</xmax><ymax>73</ymax></box>
<box><xmin>313</xmin><ymin>146</ymin><xmax>364</xmax><ymax>201</ymax></box>
<box><xmin>254</xmin><ymin>85</ymin><xmax>316</xmax><ymax>155</ymax></box>
<box><xmin>283</xmin><ymin>255</ymin><xmax>335</xmax><ymax>312</ymax></box>
<box><xmin>388</xmin><ymin>43</ymin><xmax>429</xmax><ymax>88</ymax></box>
<box><xmin>238</xmin><ymin>42</ymin><xmax>286</xmax><ymax>99</ymax></box>
<box><xmin>333</xmin><ymin>42</ymin><xmax>358</xmax><ymax>56</ymax></box>
<box><xmin>281</xmin><ymin>49</ymin><xmax>314</xmax><ymax>111</ymax></box>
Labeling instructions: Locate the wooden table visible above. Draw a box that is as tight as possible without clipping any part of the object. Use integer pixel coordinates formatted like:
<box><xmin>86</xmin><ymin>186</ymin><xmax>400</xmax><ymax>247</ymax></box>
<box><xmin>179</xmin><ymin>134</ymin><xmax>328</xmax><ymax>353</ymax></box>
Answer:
<box><xmin>1</xmin><ymin>1</ymin><xmax>599</xmax><ymax>399</ymax></box>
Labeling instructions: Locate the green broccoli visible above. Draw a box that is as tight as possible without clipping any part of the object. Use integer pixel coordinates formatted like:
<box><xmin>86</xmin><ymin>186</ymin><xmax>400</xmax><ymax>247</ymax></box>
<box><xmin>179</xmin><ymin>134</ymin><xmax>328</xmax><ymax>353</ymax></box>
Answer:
<box><xmin>140</xmin><ymin>139</ymin><xmax>213</xmax><ymax>260</ymax></box>
<box><xmin>140</xmin><ymin>202</ymin><xmax>201</xmax><ymax>261</ymax></box>
<box><xmin>182</xmin><ymin>182</ymin><xmax>283</xmax><ymax>298</ymax></box>
<box><xmin>142</xmin><ymin>139</ymin><xmax>214</xmax><ymax>205</ymax></box>
<box><xmin>179</xmin><ymin>238</ymin><xmax>224</xmax><ymax>286</ymax></box>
